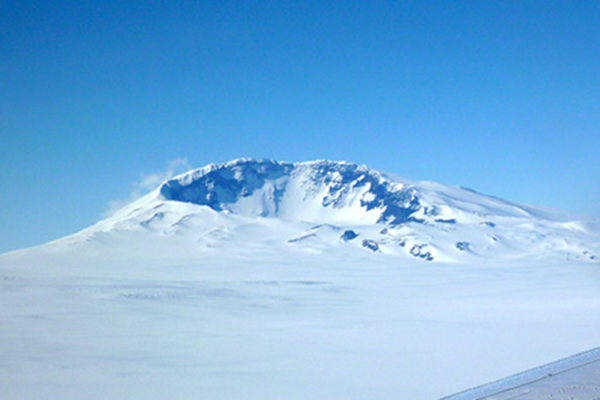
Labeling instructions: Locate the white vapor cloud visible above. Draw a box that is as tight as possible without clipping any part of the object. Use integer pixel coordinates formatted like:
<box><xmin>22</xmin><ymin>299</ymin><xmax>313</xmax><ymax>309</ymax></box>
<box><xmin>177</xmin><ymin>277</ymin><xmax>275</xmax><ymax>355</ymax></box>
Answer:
<box><xmin>137</xmin><ymin>158</ymin><xmax>191</xmax><ymax>192</ymax></box>
<box><xmin>103</xmin><ymin>158</ymin><xmax>192</xmax><ymax>217</ymax></box>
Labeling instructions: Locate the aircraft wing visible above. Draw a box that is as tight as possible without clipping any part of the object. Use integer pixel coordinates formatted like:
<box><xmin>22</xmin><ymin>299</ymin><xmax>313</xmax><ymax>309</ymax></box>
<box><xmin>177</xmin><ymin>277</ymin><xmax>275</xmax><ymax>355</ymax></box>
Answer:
<box><xmin>440</xmin><ymin>347</ymin><xmax>600</xmax><ymax>400</ymax></box>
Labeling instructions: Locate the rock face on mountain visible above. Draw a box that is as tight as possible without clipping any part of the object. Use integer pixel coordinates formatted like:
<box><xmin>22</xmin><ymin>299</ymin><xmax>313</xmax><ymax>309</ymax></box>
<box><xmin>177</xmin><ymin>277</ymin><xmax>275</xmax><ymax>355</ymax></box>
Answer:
<box><xmin>21</xmin><ymin>159</ymin><xmax>600</xmax><ymax>263</ymax></box>
<box><xmin>157</xmin><ymin>159</ymin><xmax>426</xmax><ymax>224</ymax></box>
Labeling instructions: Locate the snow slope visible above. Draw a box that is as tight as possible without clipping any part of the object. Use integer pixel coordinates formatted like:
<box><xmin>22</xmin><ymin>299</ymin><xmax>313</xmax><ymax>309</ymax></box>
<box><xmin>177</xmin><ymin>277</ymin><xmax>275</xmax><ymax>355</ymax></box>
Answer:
<box><xmin>46</xmin><ymin>158</ymin><xmax>599</xmax><ymax>264</ymax></box>
<box><xmin>1</xmin><ymin>159</ymin><xmax>599</xmax><ymax>399</ymax></box>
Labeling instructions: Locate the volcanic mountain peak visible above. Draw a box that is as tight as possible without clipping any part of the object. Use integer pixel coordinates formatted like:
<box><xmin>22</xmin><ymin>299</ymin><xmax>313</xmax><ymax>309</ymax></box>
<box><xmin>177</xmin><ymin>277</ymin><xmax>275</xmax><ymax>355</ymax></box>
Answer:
<box><xmin>48</xmin><ymin>159</ymin><xmax>591</xmax><ymax>264</ymax></box>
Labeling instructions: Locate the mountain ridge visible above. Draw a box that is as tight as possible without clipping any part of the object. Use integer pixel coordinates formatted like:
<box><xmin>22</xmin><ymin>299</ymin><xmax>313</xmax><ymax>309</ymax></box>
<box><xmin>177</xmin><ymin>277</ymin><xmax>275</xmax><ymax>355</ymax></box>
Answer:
<box><xmin>4</xmin><ymin>158</ymin><xmax>599</xmax><ymax>263</ymax></box>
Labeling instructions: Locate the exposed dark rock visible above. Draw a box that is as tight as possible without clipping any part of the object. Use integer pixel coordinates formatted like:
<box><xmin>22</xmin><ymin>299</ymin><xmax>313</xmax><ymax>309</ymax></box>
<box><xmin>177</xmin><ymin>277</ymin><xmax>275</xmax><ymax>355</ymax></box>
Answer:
<box><xmin>159</xmin><ymin>159</ymin><xmax>426</xmax><ymax>224</ymax></box>
<box><xmin>341</xmin><ymin>230</ymin><xmax>358</xmax><ymax>242</ymax></box>
<box><xmin>456</xmin><ymin>241</ymin><xmax>471</xmax><ymax>251</ymax></box>
<box><xmin>410</xmin><ymin>244</ymin><xmax>434</xmax><ymax>261</ymax></box>
<box><xmin>362</xmin><ymin>240</ymin><xmax>379</xmax><ymax>252</ymax></box>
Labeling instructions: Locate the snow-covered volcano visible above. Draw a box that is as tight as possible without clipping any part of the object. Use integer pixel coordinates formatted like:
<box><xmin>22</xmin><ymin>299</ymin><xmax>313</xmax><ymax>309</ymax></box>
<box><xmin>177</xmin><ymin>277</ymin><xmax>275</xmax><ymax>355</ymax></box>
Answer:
<box><xmin>54</xmin><ymin>158</ymin><xmax>598</xmax><ymax>263</ymax></box>
<box><xmin>2</xmin><ymin>159</ymin><xmax>600</xmax><ymax>400</ymax></box>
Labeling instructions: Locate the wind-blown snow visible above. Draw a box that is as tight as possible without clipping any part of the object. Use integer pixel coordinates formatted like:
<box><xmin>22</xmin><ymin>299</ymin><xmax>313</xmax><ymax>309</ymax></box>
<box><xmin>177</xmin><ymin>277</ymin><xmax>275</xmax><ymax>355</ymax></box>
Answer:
<box><xmin>1</xmin><ymin>159</ymin><xmax>599</xmax><ymax>399</ymax></box>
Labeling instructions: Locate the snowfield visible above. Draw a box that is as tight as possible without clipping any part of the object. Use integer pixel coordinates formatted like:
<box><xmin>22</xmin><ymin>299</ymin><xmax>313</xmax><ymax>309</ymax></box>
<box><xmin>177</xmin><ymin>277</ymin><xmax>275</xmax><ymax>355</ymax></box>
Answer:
<box><xmin>1</xmin><ymin>159</ymin><xmax>599</xmax><ymax>399</ymax></box>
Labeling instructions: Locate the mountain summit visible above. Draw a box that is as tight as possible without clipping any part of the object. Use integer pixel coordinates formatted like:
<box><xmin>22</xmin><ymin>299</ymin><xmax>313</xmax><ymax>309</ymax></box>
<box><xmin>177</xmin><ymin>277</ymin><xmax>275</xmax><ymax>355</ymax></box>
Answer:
<box><xmin>40</xmin><ymin>158</ymin><xmax>595</xmax><ymax>263</ymax></box>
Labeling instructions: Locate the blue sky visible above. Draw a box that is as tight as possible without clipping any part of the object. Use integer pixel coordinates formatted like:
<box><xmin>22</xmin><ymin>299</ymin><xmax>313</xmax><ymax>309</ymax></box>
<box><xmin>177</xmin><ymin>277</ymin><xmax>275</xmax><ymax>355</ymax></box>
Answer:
<box><xmin>1</xmin><ymin>0</ymin><xmax>599</xmax><ymax>252</ymax></box>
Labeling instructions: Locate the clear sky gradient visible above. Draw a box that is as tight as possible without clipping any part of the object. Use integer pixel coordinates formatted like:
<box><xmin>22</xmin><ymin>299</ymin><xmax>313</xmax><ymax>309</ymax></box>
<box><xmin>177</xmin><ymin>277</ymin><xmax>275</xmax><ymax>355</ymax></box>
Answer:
<box><xmin>1</xmin><ymin>0</ymin><xmax>599</xmax><ymax>252</ymax></box>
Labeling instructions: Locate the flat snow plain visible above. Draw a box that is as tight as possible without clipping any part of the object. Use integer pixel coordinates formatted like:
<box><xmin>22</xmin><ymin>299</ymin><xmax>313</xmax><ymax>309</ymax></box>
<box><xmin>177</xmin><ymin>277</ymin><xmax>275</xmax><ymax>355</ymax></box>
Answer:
<box><xmin>1</xmin><ymin>239</ymin><xmax>599</xmax><ymax>400</ymax></box>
